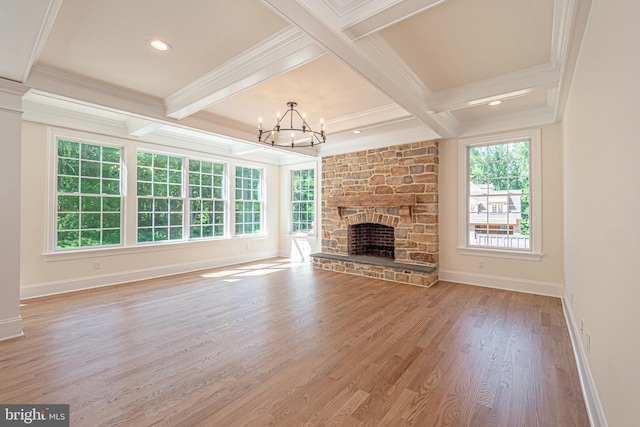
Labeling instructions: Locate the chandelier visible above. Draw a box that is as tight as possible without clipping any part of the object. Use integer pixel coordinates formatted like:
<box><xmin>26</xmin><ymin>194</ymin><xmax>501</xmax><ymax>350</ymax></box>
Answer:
<box><xmin>258</xmin><ymin>102</ymin><xmax>326</xmax><ymax>148</ymax></box>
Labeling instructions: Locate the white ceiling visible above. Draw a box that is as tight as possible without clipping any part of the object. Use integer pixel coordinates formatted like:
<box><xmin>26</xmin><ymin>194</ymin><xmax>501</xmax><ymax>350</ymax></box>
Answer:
<box><xmin>1</xmin><ymin>0</ymin><xmax>592</xmax><ymax>164</ymax></box>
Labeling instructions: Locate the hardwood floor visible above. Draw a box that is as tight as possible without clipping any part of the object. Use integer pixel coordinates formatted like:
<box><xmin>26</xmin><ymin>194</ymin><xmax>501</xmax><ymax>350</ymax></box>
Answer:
<box><xmin>0</xmin><ymin>259</ymin><xmax>589</xmax><ymax>426</ymax></box>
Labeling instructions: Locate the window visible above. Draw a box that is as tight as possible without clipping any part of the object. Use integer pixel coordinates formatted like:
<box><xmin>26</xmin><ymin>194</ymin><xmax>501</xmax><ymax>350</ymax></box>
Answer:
<box><xmin>458</xmin><ymin>129</ymin><xmax>541</xmax><ymax>260</ymax></box>
<box><xmin>291</xmin><ymin>168</ymin><xmax>315</xmax><ymax>233</ymax></box>
<box><xmin>49</xmin><ymin>129</ymin><xmax>270</xmax><ymax>256</ymax></box>
<box><xmin>137</xmin><ymin>152</ymin><xmax>184</xmax><ymax>242</ymax></box>
<box><xmin>235</xmin><ymin>166</ymin><xmax>263</xmax><ymax>235</ymax></box>
<box><xmin>56</xmin><ymin>139</ymin><xmax>122</xmax><ymax>249</ymax></box>
<box><xmin>189</xmin><ymin>159</ymin><xmax>225</xmax><ymax>238</ymax></box>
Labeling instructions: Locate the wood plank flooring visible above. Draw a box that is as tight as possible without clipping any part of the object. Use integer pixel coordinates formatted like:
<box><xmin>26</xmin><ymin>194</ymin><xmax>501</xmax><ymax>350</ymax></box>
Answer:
<box><xmin>0</xmin><ymin>259</ymin><xmax>589</xmax><ymax>426</ymax></box>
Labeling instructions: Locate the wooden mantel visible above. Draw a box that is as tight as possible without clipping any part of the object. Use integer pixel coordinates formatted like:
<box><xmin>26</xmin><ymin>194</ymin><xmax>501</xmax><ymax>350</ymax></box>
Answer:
<box><xmin>326</xmin><ymin>194</ymin><xmax>416</xmax><ymax>222</ymax></box>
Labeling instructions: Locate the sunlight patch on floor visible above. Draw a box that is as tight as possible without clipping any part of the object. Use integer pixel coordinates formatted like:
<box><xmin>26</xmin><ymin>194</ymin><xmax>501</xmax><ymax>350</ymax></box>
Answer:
<box><xmin>199</xmin><ymin>258</ymin><xmax>306</xmax><ymax>281</ymax></box>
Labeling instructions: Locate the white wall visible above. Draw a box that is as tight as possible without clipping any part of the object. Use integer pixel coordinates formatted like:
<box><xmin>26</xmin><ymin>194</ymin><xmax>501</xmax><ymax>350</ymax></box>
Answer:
<box><xmin>439</xmin><ymin>123</ymin><xmax>565</xmax><ymax>296</ymax></box>
<box><xmin>563</xmin><ymin>1</ymin><xmax>640</xmax><ymax>425</ymax></box>
<box><xmin>0</xmin><ymin>81</ymin><xmax>28</xmax><ymax>341</ymax></box>
<box><xmin>20</xmin><ymin>121</ymin><xmax>282</xmax><ymax>298</ymax></box>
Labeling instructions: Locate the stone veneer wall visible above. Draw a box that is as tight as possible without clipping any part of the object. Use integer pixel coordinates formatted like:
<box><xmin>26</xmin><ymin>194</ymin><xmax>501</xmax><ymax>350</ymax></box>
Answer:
<box><xmin>313</xmin><ymin>140</ymin><xmax>439</xmax><ymax>287</ymax></box>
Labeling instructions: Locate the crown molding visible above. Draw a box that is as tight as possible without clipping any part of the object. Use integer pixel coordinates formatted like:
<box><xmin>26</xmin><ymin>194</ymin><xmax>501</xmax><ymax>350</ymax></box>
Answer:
<box><xmin>27</xmin><ymin>65</ymin><xmax>167</xmax><ymax>119</ymax></box>
<box><xmin>553</xmin><ymin>0</ymin><xmax>593</xmax><ymax>122</ymax></box>
<box><xmin>125</xmin><ymin>118</ymin><xmax>165</xmax><ymax>137</ymax></box>
<box><xmin>24</xmin><ymin>97</ymin><xmax>305</xmax><ymax>165</ymax></box>
<box><xmin>25</xmin><ymin>68</ymin><xmax>273</xmax><ymax>147</ymax></box>
<box><xmin>550</xmin><ymin>0</ymin><xmax>574</xmax><ymax>71</ymax></box>
<box><xmin>428</xmin><ymin>63</ymin><xmax>559</xmax><ymax>114</ymax></box>
<box><xmin>24</xmin><ymin>98</ymin><xmax>133</xmax><ymax>138</ymax></box>
<box><xmin>0</xmin><ymin>78</ymin><xmax>32</xmax><ymax>113</ymax></box>
<box><xmin>0</xmin><ymin>78</ymin><xmax>30</xmax><ymax>97</ymax></box>
<box><xmin>456</xmin><ymin>105</ymin><xmax>555</xmax><ymax>138</ymax></box>
<box><xmin>165</xmin><ymin>27</ymin><xmax>326</xmax><ymax>119</ymax></box>
<box><xmin>319</xmin><ymin>119</ymin><xmax>438</xmax><ymax>157</ymax></box>
<box><xmin>324</xmin><ymin>102</ymin><xmax>410</xmax><ymax>133</ymax></box>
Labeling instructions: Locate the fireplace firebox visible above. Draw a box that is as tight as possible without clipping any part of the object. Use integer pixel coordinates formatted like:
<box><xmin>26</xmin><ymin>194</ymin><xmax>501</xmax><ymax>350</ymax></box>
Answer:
<box><xmin>349</xmin><ymin>223</ymin><xmax>395</xmax><ymax>259</ymax></box>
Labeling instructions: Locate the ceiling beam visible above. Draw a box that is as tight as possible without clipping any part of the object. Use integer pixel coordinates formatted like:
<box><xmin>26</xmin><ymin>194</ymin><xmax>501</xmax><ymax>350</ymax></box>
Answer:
<box><xmin>340</xmin><ymin>0</ymin><xmax>448</xmax><ymax>41</ymax></box>
<box><xmin>164</xmin><ymin>27</ymin><xmax>325</xmax><ymax>120</ymax></box>
<box><xmin>261</xmin><ymin>0</ymin><xmax>456</xmax><ymax>138</ymax></box>
<box><xmin>0</xmin><ymin>0</ymin><xmax>62</xmax><ymax>83</ymax></box>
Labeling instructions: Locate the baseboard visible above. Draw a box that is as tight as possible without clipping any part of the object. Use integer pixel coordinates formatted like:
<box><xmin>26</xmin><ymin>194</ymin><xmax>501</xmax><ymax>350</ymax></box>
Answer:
<box><xmin>438</xmin><ymin>270</ymin><xmax>564</xmax><ymax>297</ymax></box>
<box><xmin>0</xmin><ymin>316</ymin><xmax>24</xmax><ymax>342</ymax></box>
<box><xmin>562</xmin><ymin>292</ymin><xmax>608</xmax><ymax>427</ymax></box>
<box><xmin>21</xmin><ymin>251</ymin><xmax>281</xmax><ymax>300</ymax></box>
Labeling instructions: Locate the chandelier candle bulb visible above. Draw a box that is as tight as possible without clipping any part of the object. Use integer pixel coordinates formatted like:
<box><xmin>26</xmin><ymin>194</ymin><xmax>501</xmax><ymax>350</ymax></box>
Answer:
<box><xmin>259</xmin><ymin>117</ymin><xmax>262</xmax><ymax>131</ymax></box>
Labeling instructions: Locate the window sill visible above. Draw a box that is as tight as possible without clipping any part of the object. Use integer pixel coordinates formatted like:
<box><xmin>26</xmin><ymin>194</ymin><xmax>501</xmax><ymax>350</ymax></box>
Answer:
<box><xmin>289</xmin><ymin>232</ymin><xmax>316</xmax><ymax>238</ymax></box>
<box><xmin>457</xmin><ymin>246</ymin><xmax>543</xmax><ymax>262</ymax></box>
<box><xmin>44</xmin><ymin>235</ymin><xmax>266</xmax><ymax>262</ymax></box>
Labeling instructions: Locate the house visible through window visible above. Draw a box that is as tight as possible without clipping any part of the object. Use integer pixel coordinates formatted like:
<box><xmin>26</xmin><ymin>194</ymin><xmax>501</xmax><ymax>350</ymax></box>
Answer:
<box><xmin>459</xmin><ymin>129</ymin><xmax>541</xmax><ymax>259</ymax></box>
<box><xmin>56</xmin><ymin>139</ymin><xmax>122</xmax><ymax>249</ymax></box>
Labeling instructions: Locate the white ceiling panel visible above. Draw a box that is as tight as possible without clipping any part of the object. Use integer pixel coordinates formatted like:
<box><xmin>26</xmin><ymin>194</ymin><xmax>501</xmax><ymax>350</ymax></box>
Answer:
<box><xmin>380</xmin><ymin>0</ymin><xmax>555</xmax><ymax>91</ymax></box>
<box><xmin>37</xmin><ymin>0</ymin><xmax>288</xmax><ymax>98</ymax></box>
<box><xmin>205</xmin><ymin>54</ymin><xmax>392</xmax><ymax>128</ymax></box>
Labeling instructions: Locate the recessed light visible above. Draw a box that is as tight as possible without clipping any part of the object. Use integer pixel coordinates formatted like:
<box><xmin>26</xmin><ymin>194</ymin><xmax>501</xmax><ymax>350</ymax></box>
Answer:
<box><xmin>489</xmin><ymin>100</ymin><xmax>502</xmax><ymax>106</ymax></box>
<box><xmin>353</xmin><ymin>130</ymin><xmax>362</xmax><ymax>134</ymax></box>
<box><xmin>150</xmin><ymin>39</ymin><xmax>171</xmax><ymax>51</ymax></box>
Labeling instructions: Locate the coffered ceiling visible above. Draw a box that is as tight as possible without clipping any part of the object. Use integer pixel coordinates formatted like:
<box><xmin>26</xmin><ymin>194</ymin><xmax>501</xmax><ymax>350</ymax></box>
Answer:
<box><xmin>1</xmin><ymin>0</ymin><xmax>592</xmax><ymax>163</ymax></box>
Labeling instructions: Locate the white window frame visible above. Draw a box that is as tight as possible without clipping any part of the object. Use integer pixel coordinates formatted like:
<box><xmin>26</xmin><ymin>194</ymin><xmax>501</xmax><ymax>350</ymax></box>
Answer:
<box><xmin>45</xmin><ymin>127</ymin><xmax>269</xmax><ymax>261</ymax></box>
<box><xmin>233</xmin><ymin>164</ymin><xmax>266</xmax><ymax>236</ymax></box>
<box><xmin>186</xmin><ymin>156</ymin><xmax>228</xmax><ymax>240</ymax></box>
<box><xmin>289</xmin><ymin>165</ymin><xmax>316</xmax><ymax>235</ymax></box>
<box><xmin>47</xmin><ymin>129</ymin><xmax>126</xmax><ymax>253</ymax></box>
<box><xmin>135</xmin><ymin>149</ymin><xmax>186</xmax><ymax>244</ymax></box>
<box><xmin>457</xmin><ymin>129</ymin><xmax>542</xmax><ymax>261</ymax></box>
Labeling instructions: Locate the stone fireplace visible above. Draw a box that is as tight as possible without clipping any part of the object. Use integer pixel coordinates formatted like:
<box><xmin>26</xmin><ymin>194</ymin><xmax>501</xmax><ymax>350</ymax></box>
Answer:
<box><xmin>311</xmin><ymin>140</ymin><xmax>439</xmax><ymax>287</ymax></box>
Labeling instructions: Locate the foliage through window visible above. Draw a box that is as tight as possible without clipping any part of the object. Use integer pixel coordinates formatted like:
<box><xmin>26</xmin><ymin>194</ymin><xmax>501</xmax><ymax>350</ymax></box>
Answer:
<box><xmin>52</xmin><ymin>132</ymin><xmax>271</xmax><ymax>253</ymax></box>
<box><xmin>137</xmin><ymin>152</ymin><xmax>184</xmax><ymax>242</ymax></box>
<box><xmin>56</xmin><ymin>139</ymin><xmax>122</xmax><ymax>249</ymax></box>
<box><xmin>291</xmin><ymin>168</ymin><xmax>315</xmax><ymax>233</ymax></box>
<box><xmin>235</xmin><ymin>166</ymin><xmax>262</xmax><ymax>235</ymax></box>
<box><xmin>189</xmin><ymin>159</ymin><xmax>225</xmax><ymax>238</ymax></box>
<box><xmin>467</xmin><ymin>139</ymin><xmax>530</xmax><ymax>250</ymax></box>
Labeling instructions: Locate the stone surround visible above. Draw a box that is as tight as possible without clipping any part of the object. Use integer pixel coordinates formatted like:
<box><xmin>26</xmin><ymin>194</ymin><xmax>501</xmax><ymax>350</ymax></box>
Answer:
<box><xmin>312</xmin><ymin>140</ymin><xmax>438</xmax><ymax>287</ymax></box>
